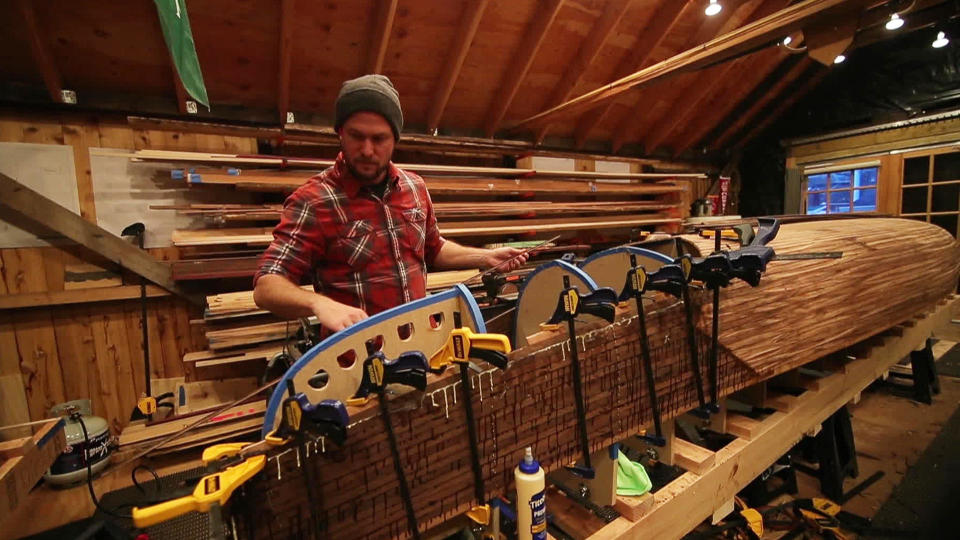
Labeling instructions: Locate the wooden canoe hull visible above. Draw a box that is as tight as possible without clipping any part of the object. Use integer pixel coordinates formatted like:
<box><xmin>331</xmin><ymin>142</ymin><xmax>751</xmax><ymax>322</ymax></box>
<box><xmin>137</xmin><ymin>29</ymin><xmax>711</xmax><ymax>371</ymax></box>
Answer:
<box><xmin>237</xmin><ymin>217</ymin><xmax>958</xmax><ymax>539</ymax></box>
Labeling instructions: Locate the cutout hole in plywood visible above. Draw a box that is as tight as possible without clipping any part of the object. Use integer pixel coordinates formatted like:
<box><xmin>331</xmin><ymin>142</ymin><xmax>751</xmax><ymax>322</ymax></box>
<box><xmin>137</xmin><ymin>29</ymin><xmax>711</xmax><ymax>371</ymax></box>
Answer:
<box><xmin>397</xmin><ymin>322</ymin><xmax>414</xmax><ymax>341</ymax></box>
<box><xmin>365</xmin><ymin>335</ymin><xmax>384</xmax><ymax>356</ymax></box>
<box><xmin>429</xmin><ymin>312</ymin><xmax>444</xmax><ymax>330</ymax></box>
<box><xmin>308</xmin><ymin>369</ymin><xmax>329</xmax><ymax>389</ymax></box>
<box><xmin>337</xmin><ymin>350</ymin><xmax>356</xmax><ymax>369</ymax></box>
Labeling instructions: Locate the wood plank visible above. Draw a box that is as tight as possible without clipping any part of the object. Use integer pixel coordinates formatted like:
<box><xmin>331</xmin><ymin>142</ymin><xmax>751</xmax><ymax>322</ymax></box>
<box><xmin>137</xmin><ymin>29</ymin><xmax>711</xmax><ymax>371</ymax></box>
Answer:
<box><xmin>171</xmin><ymin>215</ymin><xmax>679</xmax><ymax>245</ymax></box>
<box><xmin>277</xmin><ymin>0</ymin><xmax>295</xmax><ymax>123</ymax></box>
<box><xmin>40</xmin><ymin>248</ymin><xmax>65</xmax><ymax>292</ymax></box>
<box><xmin>50</xmin><ymin>306</ymin><xmax>96</xmax><ymax>411</ymax></box>
<box><xmin>483</xmin><ymin>0</ymin><xmax>565</xmax><ymax>136</ymax></box>
<box><xmin>117</xmin><ymin>401</ymin><xmax>265</xmax><ymax>447</ymax></box>
<box><xmin>175</xmin><ymin>377</ymin><xmax>259</xmax><ymax>414</ymax></box>
<box><xmin>0</xmin><ymin>313</ymin><xmax>18</xmax><ymax>375</ymax></box>
<box><xmin>89</xmin><ymin>306</ymin><xmax>127</xmax><ymax>433</ymax></box>
<box><xmin>535</xmin><ymin>0</ymin><xmax>633</xmax><ymax>143</ymax></box>
<box><xmin>426</xmin><ymin>0</ymin><xmax>489</xmax><ymax>132</ymax></box>
<box><xmin>155</xmin><ymin>298</ymin><xmax>184</xmax><ymax>380</ymax></box>
<box><xmin>0</xmin><ymin>172</ymin><xmax>190</xmax><ymax>299</ymax></box>
<box><xmin>0</xmin><ymin>375</ymin><xmax>31</xmax><ymax>440</ymax></box>
<box><xmin>511</xmin><ymin>0</ymin><xmax>857</xmax><ymax>132</ymax></box>
<box><xmin>365</xmin><ymin>0</ymin><xmax>398</xmax><ymax>74</ymax></box>
<box><xmin>0</xmin><ymin>419</ymin><xmax>65</xmax><ymax>527</ymax></box>
<box><xmin>672</xmin><ymin>438</ymin><xmax>716</xmax><ymax>475</ymax></box>
<box><xmin>12</xmin><ymin>310</ymin><xmax>66</xmax><ymax>422</ymax></box>
<box><xmin>0</xmin><ymin>285</ymin><xmax>169</xmax><ymax>310</ymax></box>
<box><xmin>62</xmin><ymin>123</ymin><xmax>98</xmax><ymax>222</ymax></box>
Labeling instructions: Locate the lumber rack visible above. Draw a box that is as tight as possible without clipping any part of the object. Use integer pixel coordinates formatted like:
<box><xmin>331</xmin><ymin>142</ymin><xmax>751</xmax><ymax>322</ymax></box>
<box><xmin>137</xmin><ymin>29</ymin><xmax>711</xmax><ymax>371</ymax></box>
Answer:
<box><xmin>546</xmin><ymin>295</ymin><xmax>958</xmax><ymax>540</ymax></box>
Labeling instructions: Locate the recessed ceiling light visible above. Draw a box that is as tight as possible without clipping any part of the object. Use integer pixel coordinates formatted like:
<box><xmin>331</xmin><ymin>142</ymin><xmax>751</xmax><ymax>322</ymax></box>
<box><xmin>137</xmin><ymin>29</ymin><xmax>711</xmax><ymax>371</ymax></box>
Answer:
<box><xmin>933</xmin><ymin>31</ymin><xmax>949</xmax><ymax>48</ymax></box>
<box><xmin>834</xmin><ymin>54</ymin><xmax>846</xmax><ymax>64</ymax></box>
<box><xmin>885</xmin><ymin>13</ymin><xmax>904</xmax><ymax>31</ymax></box>
<box><xmin>705</xmin><ymin>0</ymin><xmax>722</xmax><ymax>17</ymax></box>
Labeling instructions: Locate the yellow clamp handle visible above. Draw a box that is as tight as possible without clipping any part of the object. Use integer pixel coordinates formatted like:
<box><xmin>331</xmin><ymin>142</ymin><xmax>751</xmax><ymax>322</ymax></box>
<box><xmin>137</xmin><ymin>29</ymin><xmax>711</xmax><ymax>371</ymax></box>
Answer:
<box><xmin>132</xmin><ymin>454</ymin><xmax>266</xmax><ymax>528</ymax></box>
<box><xmin>428</xmin><ymin>328</ymin><xmax>511</xmax><ymax>371</ymax></box>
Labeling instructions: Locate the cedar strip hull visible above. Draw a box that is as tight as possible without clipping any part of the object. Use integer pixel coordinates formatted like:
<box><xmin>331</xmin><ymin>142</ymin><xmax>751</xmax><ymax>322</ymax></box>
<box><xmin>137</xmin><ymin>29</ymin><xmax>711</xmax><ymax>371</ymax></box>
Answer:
<box><xmin>235</xmin><ymin>218</ymin><xmax>957</xmax><ymax>539</ymax></box>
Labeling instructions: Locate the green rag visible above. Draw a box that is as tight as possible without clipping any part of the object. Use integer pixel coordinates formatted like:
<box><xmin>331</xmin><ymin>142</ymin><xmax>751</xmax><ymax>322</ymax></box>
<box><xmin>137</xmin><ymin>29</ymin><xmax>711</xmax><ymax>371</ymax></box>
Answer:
<box><xmin>616</xmin><ymin>452</ymin><xmax>652</xmax><ymax>496</ymax></box>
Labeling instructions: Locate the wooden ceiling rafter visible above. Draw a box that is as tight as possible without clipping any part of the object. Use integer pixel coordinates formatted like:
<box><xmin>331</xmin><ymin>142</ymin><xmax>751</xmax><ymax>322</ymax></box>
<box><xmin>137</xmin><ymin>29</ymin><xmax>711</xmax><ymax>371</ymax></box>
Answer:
<box><xmin>533</xmin><ymin>0</ymin><xmax>634</xmax><ymax>144</ymax></box>
<box><xmin>16</xmin><ymin>0</ymin><xmax>63</xmax><ymax>103</ymax></box>
<box><xmin>510</xmin><ymin>0</ymin><xmax>866</xmax><ymax>133</ymax></box>
<box><xmin>674</xmin><ymin>49</ymin><xmax>799</xmax><ymax>155</ymax></box>
<box><xmin>733</xmin><ymin>65</ymin><xmax>829</xmax><ymax>148</ymax></box>
<box><xmin>708</xmin><ymin>57</ymin><xmax>815</xmax><ymax>150</ymax></box>
<box><xmin>365</xmin><ymin>0</ymin><xmax>399</xmax><ymax>74</ymax></box>
<box><xmin>482</xmin><ymin>0</ymin><xmax>565</xmax><ymax>137</ymax></box>
<box><xmin>609</xmin><ymin>0</ymin><xmax>762</xmax><ymax>153</ymax></box>
<box><xmin>426</xmin><ymin>0</ymin><xmax>489</xmax><ymax>133</ymax></box>
<box><xmin>633</xmin><ymin>0</ymin><xmax>790</xmax><ymax>154</ymax></box>
<box><xmin>277</xmin><ymin>0</ymin><xmax>296</xmax><ymax>122</ymax></box>
<box><xmin>572</xmin><ymin>0</ymin><xmax>689</xmax><ymax>149</ymax></box>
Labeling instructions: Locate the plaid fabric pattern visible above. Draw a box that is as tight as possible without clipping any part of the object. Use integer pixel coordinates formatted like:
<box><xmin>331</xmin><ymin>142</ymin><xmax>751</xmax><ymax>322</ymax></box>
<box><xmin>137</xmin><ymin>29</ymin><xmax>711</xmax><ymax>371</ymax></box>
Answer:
<box><xmin>254</xmin><ymin>152</ymin><xmax>445</xmax><ymax>315</ymax></box>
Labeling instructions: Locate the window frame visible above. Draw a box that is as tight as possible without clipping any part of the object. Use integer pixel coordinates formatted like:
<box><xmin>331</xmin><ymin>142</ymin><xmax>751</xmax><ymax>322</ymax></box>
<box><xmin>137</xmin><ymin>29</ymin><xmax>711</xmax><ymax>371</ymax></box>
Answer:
<box><xmin>803</xmin><ymin>161</ymin><xmax>880</xmax><ymax>216</ymax></box>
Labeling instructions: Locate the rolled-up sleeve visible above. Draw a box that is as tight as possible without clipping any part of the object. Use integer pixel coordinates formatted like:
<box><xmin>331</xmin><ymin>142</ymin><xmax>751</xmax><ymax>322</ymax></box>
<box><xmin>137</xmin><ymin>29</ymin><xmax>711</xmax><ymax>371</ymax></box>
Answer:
<box><xmin>253</xmin><ymin>189</ymin><xmax>324</xmax><ymax>287</ymax></box>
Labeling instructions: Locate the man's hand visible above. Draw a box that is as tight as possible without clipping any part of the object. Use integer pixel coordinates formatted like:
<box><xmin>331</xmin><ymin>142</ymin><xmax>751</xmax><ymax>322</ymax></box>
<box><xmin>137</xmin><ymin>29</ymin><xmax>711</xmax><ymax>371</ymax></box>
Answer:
<box><xmin>483</xmin><ymin>247</ymin><xmax>528</xmax><ymax>272</ymax></box>
<box><xmin>311</xmin><ymin>295</ymin><xmax>369</xmax><ymax>332</ymax></box>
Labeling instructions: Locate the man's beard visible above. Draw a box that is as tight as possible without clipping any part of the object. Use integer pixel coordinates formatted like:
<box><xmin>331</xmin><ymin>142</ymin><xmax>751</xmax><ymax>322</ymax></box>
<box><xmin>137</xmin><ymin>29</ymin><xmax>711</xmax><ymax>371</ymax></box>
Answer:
<box><xmin>345</xmin><ymin>157</ymin><xmax>389</xmax><ymax>184</ymax></box>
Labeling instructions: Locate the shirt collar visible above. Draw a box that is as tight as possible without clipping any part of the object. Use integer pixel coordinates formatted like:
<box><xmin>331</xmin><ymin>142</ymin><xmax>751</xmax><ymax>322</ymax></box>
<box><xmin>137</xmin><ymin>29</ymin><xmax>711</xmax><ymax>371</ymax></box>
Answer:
<box><xmin>332</xmin><ymin>152</ymin><xmax>401</xmax><ymax>198</ymax></box>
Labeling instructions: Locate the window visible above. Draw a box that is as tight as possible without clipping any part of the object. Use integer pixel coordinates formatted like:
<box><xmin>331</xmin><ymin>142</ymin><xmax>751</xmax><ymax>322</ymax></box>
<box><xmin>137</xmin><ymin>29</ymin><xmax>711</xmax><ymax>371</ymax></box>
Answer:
<box><xmin>900</xmin><ymin>149</ymin><xmax>960</xmax><ymax>238</ymax></box>
<box><xmin>805</xmin><ymin>166</ymin><xmax>878</xmax><ymax>215</ymax></box>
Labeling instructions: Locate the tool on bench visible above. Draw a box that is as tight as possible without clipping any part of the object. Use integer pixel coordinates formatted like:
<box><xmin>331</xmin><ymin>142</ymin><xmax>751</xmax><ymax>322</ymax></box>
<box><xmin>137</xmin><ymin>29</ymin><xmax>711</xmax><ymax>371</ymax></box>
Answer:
<box><xmin>348</xmin><ymin>351</ymin><xmax>430</xmax><ymax>539</ymax></box>
<box><xmin>618</xmin><ymin>254</ymin><xmax>666</xmax><ymax>446</ymax></box>
<box><xmin>542</xmin><ymin>276</ymin><xmax>618</xmax><ymax>479</ymax></box>
<box><xmin>131</xmin><ymin>397</ymin><xmax>349</xmax><ymax>529</ymax></box>
<box><xmin>429</xmin><ymin>313</ymin><xmax>512</xmax><ymax>526</ymax></box>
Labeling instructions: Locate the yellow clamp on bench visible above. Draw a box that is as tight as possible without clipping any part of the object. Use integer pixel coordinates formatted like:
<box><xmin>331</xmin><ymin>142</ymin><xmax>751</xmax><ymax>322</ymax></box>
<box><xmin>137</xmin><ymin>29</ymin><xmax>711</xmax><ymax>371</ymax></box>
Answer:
<box><xmin>428</xmin><ymin>327</ymin><xmax>511</xmax><ymax>372</ymax></box>
<box><xmin>465</xmin><ymin>503</ymin><xmax>491</xmax><ymax>526</ymax></box>
<box><xmin>131</xmin><ymin>438</ymin><xmax>285</xmax><ymax>529</ymax></box>
<box><xmin>699</xmin><ymin>228</ymin><xmax>740</xmax><ymax>241</ymax></box>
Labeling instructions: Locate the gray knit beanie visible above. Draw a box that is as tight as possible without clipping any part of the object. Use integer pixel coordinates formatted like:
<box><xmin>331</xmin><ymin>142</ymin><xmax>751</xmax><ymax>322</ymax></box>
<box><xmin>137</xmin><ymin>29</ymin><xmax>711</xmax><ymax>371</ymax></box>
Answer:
<box><xmin>334</xmin><ymin>74</ymin><xmax>403</xmax><ymax>140</ymax></box>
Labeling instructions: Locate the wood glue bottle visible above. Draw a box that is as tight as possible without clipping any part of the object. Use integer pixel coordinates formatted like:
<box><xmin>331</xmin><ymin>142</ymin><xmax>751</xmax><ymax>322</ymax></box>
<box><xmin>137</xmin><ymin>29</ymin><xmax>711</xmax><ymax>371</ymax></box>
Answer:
<box><xmin>515</xmin><ymin>446</ymin><xmax>546</xmax><ymax>540</ymax></box>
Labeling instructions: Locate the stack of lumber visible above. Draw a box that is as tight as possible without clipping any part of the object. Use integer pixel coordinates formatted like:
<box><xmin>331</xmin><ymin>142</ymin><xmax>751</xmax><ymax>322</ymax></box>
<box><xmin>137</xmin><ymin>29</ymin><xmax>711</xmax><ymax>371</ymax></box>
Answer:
<box><xmin>118</xmin><ymin>400</ymin><xmax>266</xmax><ymax>454</ymax></box>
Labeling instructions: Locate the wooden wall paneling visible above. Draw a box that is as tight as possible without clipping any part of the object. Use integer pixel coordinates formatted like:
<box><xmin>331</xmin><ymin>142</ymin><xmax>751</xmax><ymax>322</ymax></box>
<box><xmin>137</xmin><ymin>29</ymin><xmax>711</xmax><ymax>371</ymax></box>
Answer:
<box><xmin>51</xmin><ymin>306</ymin><xmax>98</xmax><ymax>411</ymax></box>
<box><xmin>0</xmin><ymin>313</ymin><xmax>18</xmax><ymax>375</ymax></box>
<box><xmin>426</xmin><ymin>0</ymin><xmax>489</xmax><ymax>133</ymax></box>
<box><xmin>12</xmin><ymin>309</ymin><xmax>66</xmax><ymax>422</ymax></box>
<box><xmin>18</xmin><ymin>121</ymin><xmax>64</xmax><ymax>145</ymax></box>
<box><xmin>878</xmin><ymin>154</ymin><xmax>903</xmax><ymax>215</ymax></box>
<box><xmin>222</xmin><ymin>136</ymin><xmax>257</xmax><ymax>154</ymax></box>
<box><xmin>172</xmin><ymin>301</ymin><xmax>199</xmax><ymax>381</ymax></box>
<box><xmin>196</xmin><ymin>133</ymin><xmax>229</xmax><ymax>153</ymax></box>
<box><xmin>0</xmin><ymin>374</ymin><xmax>31</xmax><ymax>440</ymax></box>
<box><xmin>89</xmin><ymin>304</ymin><xmax>132</xmax><ymax>433</ymax></box>
<box><xmin>0</xmin><ymin>119</ymin><xmax>24</xmax><ymax>142</ymax></box>
<box><xmin>15</xmin><ymin>0</ymin><xmax>63</xmax><ymax>103</ymax></box>
<box><xmin>145</xmin><ymin>299</ymin><xmax>168</xmax><ymax>381</ymax></box>
<box><xmin>155</xmin><ymin>298</ymin><xmax>185</xmax><ymax>379</ymax></box>
<box><xmin>366</xmin><ymin>0</ymin><xmax>399</xmax><ymax>75</ymax></box>
<box><xmin>96</xmin><ymin>124</ymin><xmax>136</xmax><ymax>150</ymax></box>
<box><xmin>62</xmin><ymin>123</ymin><xmax>99</xmax><ymax>222</ymax></box>
<box><xmin>39</xmin><ymin>247</ymin><xmax>65</xmax><ymax>292</ymax></box>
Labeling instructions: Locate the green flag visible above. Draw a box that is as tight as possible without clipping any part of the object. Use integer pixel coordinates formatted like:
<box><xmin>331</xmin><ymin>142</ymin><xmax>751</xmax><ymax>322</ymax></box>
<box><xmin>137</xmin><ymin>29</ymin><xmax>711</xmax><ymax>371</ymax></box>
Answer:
<box><xmin>153</xmin><ymin>0</ymin><xmax>209</xmax><ymax>109</ymax></box>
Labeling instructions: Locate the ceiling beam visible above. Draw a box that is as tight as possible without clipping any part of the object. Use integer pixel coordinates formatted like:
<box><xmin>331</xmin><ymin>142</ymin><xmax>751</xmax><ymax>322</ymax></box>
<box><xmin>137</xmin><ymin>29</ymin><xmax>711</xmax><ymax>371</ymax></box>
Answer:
<box><xmin>609</xmin><ymin>0</ymin><xmax>768</xmax><ymax>153</ymax></box>
<box><xmin>426</xmin><ymin>0</ymin><xmax>489</xmax><ymax>133</ymax></box>
<box><xmin>16</xmin><ymin>0</ymin><xmax>63</xmax><ymax>103</ymax></box>
<box><xmin>534</xmin><ymin>0</ymin><xmax>633</xmax><ymax>144</ymax></box>
<box><xmin>365</xmin><ymin>0</ymin><xmax>398</xmax><ymax>74</ymax></box>
<box><xmin>510</xmin><ymin>0</ymin><xmax>868</xmax><ymax>133</ymax></box>
<box><xmin>708</xmin><ymin>57</ymin><xmax>813</xmax><ymax>150</ymax></box>
<box><xmin>0</xmin><ymin>172</ymin><xmax>193</xmax><ymax>301</ymax></box>
<box><xmin>637</xmin><ymin>0</ymin><xmax>789</xmax><ymax>154</ymax></box>
<box><xmin>572</xmin><ymin>0</ymin><xmax>688</xmax><ymax>149</ymax></box>
<box><xmin>278</xmin><ymin>0</ymin><xmax>296</xmax><ymax>122</ymax></box>
<box><xmin>482</xmin><ymin>0</ymin><xmax>565</xmax><ymax>137</ymax></box>
<box><xmin>673</xmin><ymin>49</ymin><xmax>796</xmax><ymax>155</ymax></box>
<box><xmin>733</xmin><ymin>66</ymin><xmax>828</xmax><ymax>148</ymax></box>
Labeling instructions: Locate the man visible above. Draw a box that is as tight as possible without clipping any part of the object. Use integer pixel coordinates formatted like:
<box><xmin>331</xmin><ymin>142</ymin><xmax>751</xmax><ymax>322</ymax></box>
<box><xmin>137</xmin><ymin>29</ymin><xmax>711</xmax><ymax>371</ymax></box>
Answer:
<box><xmin>254</xmin><ymin>74</ymin><xmax>527</xmax><ymax>332</ymax></box>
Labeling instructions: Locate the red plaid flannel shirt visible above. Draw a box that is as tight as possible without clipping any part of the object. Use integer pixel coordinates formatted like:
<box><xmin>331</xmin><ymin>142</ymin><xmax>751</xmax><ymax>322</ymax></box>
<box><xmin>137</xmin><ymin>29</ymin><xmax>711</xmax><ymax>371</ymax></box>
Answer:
<box><xmin>254</xmin><ymin>153</ymin><xmax>445</xmax><ymax>315</ymax></box>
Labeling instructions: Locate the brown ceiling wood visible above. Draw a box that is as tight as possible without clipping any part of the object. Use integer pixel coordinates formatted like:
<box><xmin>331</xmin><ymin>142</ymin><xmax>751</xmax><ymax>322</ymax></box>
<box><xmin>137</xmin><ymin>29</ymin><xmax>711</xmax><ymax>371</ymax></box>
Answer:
<box><xmin>277</xmin><ymin>0</ymin><xmax>297</xmax><ymax>122</ymax></box>
<box><xmin>735</xmin><ymin>65</ymin><xmax>829</xmax><ymax>147</ymax></box>
<box><xmin>572</xmin><ymin>0</ymin><xmax>691</xmax><ymax>148</ymax></box>
<box><xmin>509</xmin><ymin>0</ymin><xmax>865</xmax><ymax>133</ymax></box>
<box><xmin>482</xmin><ymin>0</ymin><xmax>564</xmax><ymax>136</ymax></box>
<box><xmin>426</xmin><ymin>0</ymin><xmax>489</xmax><ymax>132</ymax></box>
<box><xmin>366</xmin><ymin>0</ymin><xmax>399</xmax><ymax>74</ymax></box>
<box><xmin>15</xmin><ymin>0</ymin><xmax>62</xmax><ymax>102</ymax></box>
<box><xmin>533</xmin><ymin>0</ymin><xmax>633</xmax><ymax>144</ymax></box>
<box><xmin>0</xmin><ymin>0</ymin><xmax>935</xmax><ymax>158</ymax></box>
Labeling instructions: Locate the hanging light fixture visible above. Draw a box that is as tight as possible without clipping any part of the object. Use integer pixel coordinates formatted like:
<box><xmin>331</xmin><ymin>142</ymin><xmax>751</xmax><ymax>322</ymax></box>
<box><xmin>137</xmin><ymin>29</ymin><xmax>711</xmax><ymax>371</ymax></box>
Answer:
<box><xmin>932</xmin><ymin>31</ymin><xmax>949</xmax><ymax>48</ymax></box>
<box><xmin>705</xmin><ymin>0</ymin><xmax>722</xmax><ymax>17</ymax></box>
<box><xmin>782</xmin><ymin>36</ymin><xmax>792</xmax><ymax>46</ymax></box>
<box><xmin>834</xmin><ymin>54</ymin><xmax>846</xmax><ymax>64</ymax></box>
<box><xmin>885</xmin><ymin>13</ymin><xmax>904</xmax><ymax>30</ymax></box>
